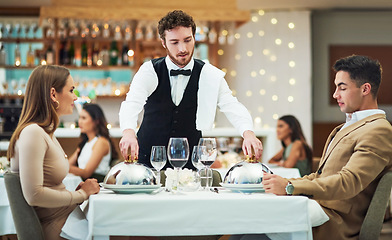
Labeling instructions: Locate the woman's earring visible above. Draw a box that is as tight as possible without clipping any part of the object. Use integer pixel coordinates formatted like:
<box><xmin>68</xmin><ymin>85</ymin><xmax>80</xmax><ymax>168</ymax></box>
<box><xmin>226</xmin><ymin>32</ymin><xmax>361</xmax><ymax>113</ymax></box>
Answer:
<box><xmin>54</xmin><ymin>100</ymin><xmax>60</xmax><ymax>110</ymax></box>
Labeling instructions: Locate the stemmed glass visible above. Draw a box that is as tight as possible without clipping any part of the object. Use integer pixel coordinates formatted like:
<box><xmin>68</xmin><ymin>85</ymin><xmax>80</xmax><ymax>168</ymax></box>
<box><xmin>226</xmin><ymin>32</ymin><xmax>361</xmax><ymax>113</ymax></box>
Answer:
<box><xmin>191</xmin><ymin>145</ymin><xmax>205</xmax><ymax>171</ymax></box>
<box><xmin>150</xmin><ymin>146</ymin><xmax>167</xmax><ymax>186</ymax></box>
<box><xmin>198</xmin><ymin>138</ymin><xmax>217</xmax><ymax>190</ymax></box>
<box><xmin>167</xmin><ymin>138</ymin><xmax>189</xmax><ymax>191</ymax></box>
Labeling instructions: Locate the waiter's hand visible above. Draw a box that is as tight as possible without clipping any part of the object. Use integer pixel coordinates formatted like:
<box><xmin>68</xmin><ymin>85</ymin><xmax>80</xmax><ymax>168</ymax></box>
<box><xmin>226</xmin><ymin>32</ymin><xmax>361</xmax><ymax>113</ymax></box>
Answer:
<box><xmin>242</xmin><ymin>130</ymin><xmax>263</xmax><ymax>160</ymax></box>
<box><xmin>262</xmin><ymin>173</ymin><xmax>288</xmax><ymax>195</ymax></box>
<box><xmin>119</xmin><ymin>129</ymin><xmax>139</xmax><ymax>160</ymax></box>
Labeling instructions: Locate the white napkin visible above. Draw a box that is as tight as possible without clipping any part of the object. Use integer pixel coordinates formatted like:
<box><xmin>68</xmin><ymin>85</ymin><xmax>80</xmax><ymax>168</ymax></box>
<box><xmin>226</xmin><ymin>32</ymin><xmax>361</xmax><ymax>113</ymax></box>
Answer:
<box><xmin>60</xmin><ymin>205</ymin><xmax>88</xmax><ymax>240</ymax></box>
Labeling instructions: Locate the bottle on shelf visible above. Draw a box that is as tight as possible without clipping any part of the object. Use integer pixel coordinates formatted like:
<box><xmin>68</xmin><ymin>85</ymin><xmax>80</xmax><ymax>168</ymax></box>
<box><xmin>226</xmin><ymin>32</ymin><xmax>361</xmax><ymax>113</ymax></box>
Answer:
<box><xmin>74</xmin><ymin>45</ymin><xmax>81</xmax><ymax>67</ymax></box>
<box><xmin>59</xmin><ymin>40</ymin><xmax>69</xmax><ymax>65</ymax></box>
<box><xmin>26</xmin><ymin>44</ymin><xmax>35</xmax><ymax>67</ymax></box>
<box><xmin>121</xmin><ymin>43</ymin><xmax>129</xmax><ymax>66</ymax></box>
<box><xmin>68</xmin><ymin>41</ymin><xmax>75</xmax><ymax>66</ymax></box>
<box><xmin>46</xmin><ymin>44</ymin><xmax>54</xmax><ymax>65</ymax></box>
<box><xmin>99</xmin><ymin>46</ymin><xmax>109</xmax><ymax>66</ymax></box>
<box><xmin>92</xmin><ymin>42</ymin><xmax>100</xmax><ymax>66</ymax></box>
<box><xmin>0</xmin><ymin>44</ymin><xmax>6</xmax><ymax>66</ymax></box>
<box><xmin>14</xmin><ymin>42</ymin><xmax>21</xmax><ymax>67</ymax></box>
<box><xmin>81</xmin><ymin>41</ymin><xmax>88</xmax><ymax>66</ymax></box>
<box><xmin>109</xmin><ymin>41</ymin><xmax>118</xmax><ymax>66</ymax></box>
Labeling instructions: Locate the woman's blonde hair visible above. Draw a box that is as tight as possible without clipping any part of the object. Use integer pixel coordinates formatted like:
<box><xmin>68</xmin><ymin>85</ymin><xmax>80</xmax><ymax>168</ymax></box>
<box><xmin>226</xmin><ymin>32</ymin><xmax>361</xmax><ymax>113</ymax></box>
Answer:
<box><xmin>7</xmin><ymin>65</ymin><xmax>70</xmax><ymax>160</ymax></box>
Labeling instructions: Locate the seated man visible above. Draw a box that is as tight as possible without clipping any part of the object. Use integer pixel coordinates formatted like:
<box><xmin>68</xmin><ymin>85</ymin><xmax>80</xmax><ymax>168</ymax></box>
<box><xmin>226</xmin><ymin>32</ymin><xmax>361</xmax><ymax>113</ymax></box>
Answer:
<box><xmin>263</xmin><ymin>55</ymin><xmax>392</xmax><ymax>240</ymax></box>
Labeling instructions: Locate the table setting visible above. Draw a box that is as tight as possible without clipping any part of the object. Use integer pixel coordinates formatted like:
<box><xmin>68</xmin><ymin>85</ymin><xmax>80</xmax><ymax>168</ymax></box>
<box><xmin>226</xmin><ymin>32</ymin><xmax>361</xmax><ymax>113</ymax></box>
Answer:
<box><xmin>58</xmin><ymin>137</ymin><xmax>329</xmax><ymax>240</ymax></box>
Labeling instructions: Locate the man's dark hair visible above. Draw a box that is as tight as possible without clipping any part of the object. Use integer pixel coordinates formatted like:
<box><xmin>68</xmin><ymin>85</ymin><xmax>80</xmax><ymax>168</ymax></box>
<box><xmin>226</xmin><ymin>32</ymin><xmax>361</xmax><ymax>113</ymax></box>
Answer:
<box><xmin>333</xmin><ymin>55</ymin><xmax>382</xmax><ymax>98</ymax></box>
<box><xmin>158</xmin><ymin>10</ymin><xmax>196</xmax><ymax>40</ymax></box>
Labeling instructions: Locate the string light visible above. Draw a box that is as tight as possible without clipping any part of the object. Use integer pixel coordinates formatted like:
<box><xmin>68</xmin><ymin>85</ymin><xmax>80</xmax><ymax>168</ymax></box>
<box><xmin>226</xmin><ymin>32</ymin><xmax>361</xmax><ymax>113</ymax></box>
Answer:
<box><xmin>289</xmin><ymin>61</ymin><xmax>296</xmax><ymax>67</ymax></box>
<box><xmin>259</xmin><ymin>69</ymin><xmax>266</xmax><ymax>75</ymax></box>
<box><xmin>247</xmin><ymin>51</ymin><xmax>253</xmax><ymax>57</ymax></box>
<box><xmin>247</xmin><ymin>32</ymin><xmax>254</xmax><ymax>38</ymax></box>
<box><xmin>251</xmin><ymin>71</ymin><xmax>257</xmax><ymax>77</ymax></box>
<box><xmin>252</xmin><ymin>16</ymin><xmax>259</xmax><ymax>22</ymax></box>
<box><xmin>259</xmin><ymin>30</ymin><xmax>265</xmax><ymax>37</ymax></box>
<box><xmin>246</xmin><ymin>90</ymin><xmax>253</xmax><ymax>97</ymax></box>
<box><xmin>272</xmin><ymin>95</ymin><xmax>278</xmax><ymax>101</ymax></box>
<box><xmin>288</xmin><ymin>42</ymin><xmax>295</xmax><ymax>48</ymax></box>
<box><xmin>288</xmin><ymin>22</ymin><xmax>295</xmax><ymax>29</ymax></box>
<box><xmin>259</xmin><ymin>89</ymin><xmax>266</xmax><ymax>95</ymax></box>
<box><xmin>271</xmin><ymin>18</ymin><xmax>278</xmax><ymax>24</ymax></box>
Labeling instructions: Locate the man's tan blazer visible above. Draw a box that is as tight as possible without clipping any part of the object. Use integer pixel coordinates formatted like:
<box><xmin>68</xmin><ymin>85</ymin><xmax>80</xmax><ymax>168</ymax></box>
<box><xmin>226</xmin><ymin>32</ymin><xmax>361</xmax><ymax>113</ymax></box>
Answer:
<box><xmin>291</xmin><ymin>114</ymin><xmax>392</xmax><ymax>240</ymax></box>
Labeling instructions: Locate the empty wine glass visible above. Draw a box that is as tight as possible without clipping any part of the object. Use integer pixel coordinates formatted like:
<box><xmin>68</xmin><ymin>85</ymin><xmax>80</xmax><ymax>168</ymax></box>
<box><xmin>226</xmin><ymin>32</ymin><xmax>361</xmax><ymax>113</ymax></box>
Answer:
<box><xmin>198</xmin><ymin>138</ymin><xmax>217</xmax><ymax>190</ymax></box>
<box><xmin>150</xmin><ymin>146</ymin><xmax>167</xmax><ymax>186</ymax></box>
<box><xmin>191</xmin><ymin>145</ymin><xmax>205</xmax><ymax>171</ymax></box>
<box><xmin>167</xmin><ymin>137</ymin><xmax>189</xmax><ymax>191</ymax></box>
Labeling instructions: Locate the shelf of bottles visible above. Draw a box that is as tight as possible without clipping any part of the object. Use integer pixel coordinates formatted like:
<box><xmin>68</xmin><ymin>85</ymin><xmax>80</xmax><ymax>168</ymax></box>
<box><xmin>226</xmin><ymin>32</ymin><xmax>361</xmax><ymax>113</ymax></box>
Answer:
<box><xmin>0</xmin><ymin>18</ymin><xmax>235</xmax><ymax>98</ymax></box>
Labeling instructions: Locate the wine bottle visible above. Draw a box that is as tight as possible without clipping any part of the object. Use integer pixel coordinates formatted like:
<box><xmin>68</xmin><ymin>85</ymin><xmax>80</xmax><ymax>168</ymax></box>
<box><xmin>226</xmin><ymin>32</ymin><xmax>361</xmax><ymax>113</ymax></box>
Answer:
<box><xmin>92</xmin><ymin>42</ymin><xmax>99</xmax><ymax>66</ymax></box>
<box><xmin>60</xmin><ymin>40</ymin><xmax>70</xmax><ymax>65</ymax></box>
<box><xmin>109</xmin><ymin>41</ymin><xmax>118</xmax><ymax>66</ymax></box>
<box><xmin>26</xmin><ymin>44</ymin><xmax>35</xmax><ymax>67</ymax></box>
<box><xmin>121</xmin><ymin>43</ymin><xmax>129</xmax><ymax>66</ymax></box>
<box><xmin>68</xmin><ymin>41</ymin><xmax>75</xmax><ymax>66</ymax></box>
<box><xmin>46</xmin><ymin>44</ymin><xmax>54</xmax><ymax>65</ymax></box>
<box><xmin>14</xmin><ymin>42</ymin><xmax>21</xmax><ymax>67</ymax></box>
<box><xmin>81</xmin><ymin>41</ymin><xmax>87</xmax><ymax>66</ymax></box>
<box><xmin>0</xmin><ymin>44</ymin><xmax>6</xmax><ymax>66</ymax></box>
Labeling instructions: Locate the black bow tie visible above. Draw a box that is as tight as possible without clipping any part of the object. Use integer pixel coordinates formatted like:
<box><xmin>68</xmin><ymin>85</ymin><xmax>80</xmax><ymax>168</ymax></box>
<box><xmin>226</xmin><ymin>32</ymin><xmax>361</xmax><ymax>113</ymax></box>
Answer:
<box><xmin>170</xmin><ymin>69</ymin><xmax>192</xmax><ymax>76</ymax></box>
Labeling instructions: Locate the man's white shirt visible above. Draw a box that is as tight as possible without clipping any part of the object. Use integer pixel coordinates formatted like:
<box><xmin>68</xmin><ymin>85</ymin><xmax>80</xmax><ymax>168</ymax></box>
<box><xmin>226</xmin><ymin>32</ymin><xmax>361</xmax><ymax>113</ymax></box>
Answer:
<box><xmin>119</xmin><ymin>56</ymin><xmax>253</xmax><ymax>136</ymax></box>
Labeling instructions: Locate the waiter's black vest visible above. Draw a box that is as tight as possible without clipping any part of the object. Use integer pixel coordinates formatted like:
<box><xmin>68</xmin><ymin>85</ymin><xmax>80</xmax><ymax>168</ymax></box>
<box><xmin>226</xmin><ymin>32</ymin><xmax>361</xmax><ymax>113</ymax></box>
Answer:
<box><xmin>137</xmin><ymin>57</ymin><xmax>204</xmax><ymax>170</ymax></box>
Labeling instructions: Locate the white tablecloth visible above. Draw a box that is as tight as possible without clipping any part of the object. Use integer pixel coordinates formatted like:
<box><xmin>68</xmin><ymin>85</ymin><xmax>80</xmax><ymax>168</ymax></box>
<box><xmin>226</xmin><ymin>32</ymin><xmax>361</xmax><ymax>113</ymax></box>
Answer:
<box><xmin>0</xmin><ymin>174</ymin><xmax>82</xmax><ymax>236</ymax></box>
<box><xmin>85</xmin><ymin>190</ymin><xmax>312</xmax><ymax>240</ymax></box>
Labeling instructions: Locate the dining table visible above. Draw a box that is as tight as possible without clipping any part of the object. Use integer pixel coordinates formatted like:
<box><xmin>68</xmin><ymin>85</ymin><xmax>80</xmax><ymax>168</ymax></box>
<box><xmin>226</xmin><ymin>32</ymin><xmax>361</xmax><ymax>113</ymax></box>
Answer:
<box><xmin>0</xmin><ymin>173</ymin><xmax>83</xmax><ymax>236</ymax></box>
<box><xmin>84</xmin><ymin>188</ymin><xmax>313</xmax><ymax>240</ymax></box>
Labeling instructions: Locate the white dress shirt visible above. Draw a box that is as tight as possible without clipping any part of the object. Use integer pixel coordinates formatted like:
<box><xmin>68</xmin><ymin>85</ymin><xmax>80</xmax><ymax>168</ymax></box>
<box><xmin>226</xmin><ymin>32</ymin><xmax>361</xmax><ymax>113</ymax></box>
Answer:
<box><xmin>166</xmin><ymin>57</ymin><xmax>194</xmax><ymax>106</ymax></box>
<box><xmin>119</xmin><ymin>56</ymin><xmax>254</xmax><ymax>136</ymax></box>
<box><xmin>340</xmin><ymin>109</ymin><xmax>385</xmax><ymax>130</ymax></box>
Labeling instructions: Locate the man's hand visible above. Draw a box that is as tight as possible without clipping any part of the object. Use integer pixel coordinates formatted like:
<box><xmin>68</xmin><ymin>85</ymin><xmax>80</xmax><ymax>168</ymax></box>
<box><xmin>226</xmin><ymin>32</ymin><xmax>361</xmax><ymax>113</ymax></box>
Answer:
<box><xmin>119</xmin><ymin>129</ymin><xmax>139</xmax><ymax>160</ymax></box>
<box><xmin>262</xmin><ymin>173</ymin><xmax>289</xmax><ymax>195</ymax></box>
<box><xmin>242</xmin><ymin>130</ymin><xmax>263</xmax><ymax>160</ymax></box>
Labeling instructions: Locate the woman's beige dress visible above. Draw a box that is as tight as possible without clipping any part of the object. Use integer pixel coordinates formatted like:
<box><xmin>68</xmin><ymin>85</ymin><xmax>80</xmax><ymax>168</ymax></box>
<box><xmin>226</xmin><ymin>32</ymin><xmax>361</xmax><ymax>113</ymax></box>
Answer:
<box><xmin>10</xmin><ymin>124</ymin><xmax>88</xmax><ymax>240</ymax></box>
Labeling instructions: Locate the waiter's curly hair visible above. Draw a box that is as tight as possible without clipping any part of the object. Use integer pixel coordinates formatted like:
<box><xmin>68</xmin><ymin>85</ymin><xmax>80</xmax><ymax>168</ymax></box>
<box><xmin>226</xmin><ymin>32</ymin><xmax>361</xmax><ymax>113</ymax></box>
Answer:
<box><xmin>158</xmin><ymin>10</ymin><xmax>196</xmax><ymax>40</ymax></box>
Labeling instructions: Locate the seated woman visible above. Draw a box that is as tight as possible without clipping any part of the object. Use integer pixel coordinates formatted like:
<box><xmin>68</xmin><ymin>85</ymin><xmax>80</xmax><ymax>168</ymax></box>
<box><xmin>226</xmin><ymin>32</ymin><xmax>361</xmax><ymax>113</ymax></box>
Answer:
<box><xmin>68</xmin><ymin>103</ymin><xmax>118</xmax><ymax>182</ymax></box>
<box><xmin>268</xmin><ymin>115</ymin><xmax>312</xmax><ymax>176</ymax></box>
<box><xmin>7</xmin><ymin>65</ymin><xmax>100</xmax><ymax>240</ymax></box>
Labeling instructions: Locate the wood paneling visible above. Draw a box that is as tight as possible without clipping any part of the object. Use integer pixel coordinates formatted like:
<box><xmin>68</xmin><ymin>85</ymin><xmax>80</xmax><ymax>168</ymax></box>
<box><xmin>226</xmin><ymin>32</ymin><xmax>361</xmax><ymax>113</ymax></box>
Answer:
<box><xmin>329</xmin><ymin>45</ymin><xmax>392</xmax><ymax>105</ymax></box>
<box><xmin>40</xmin><ymin>0</ymin><xmax>249</xmax><ymax>22</ymax></box>
<box><xmin>312</xmin><ymin>122</ymin><xmax>339</xmax><ymax>158</ymax></box>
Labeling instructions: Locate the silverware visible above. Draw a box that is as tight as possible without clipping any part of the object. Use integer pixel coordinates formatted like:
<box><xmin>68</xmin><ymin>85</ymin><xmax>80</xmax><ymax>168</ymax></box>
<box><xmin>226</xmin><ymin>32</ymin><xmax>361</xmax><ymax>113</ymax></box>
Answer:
<box><xmin>210</xmin><ymin>187</ymin><xmax>219</xmax><ymax>194</ymax></box>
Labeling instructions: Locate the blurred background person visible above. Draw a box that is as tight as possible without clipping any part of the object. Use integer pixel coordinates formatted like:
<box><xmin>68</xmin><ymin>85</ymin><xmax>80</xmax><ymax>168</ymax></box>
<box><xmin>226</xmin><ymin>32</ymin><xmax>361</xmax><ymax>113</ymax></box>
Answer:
<box><xmin>68</xmin><ymin>103</ymin><xmax>119</xmax><ymax>182</ymax></box>
<box><xmin>268</xmin><ymin>115</ymin><xmax>312</xmax><ymax>176</ymax></box>
<box><xmin>7</xmin><ymin>65</ymin><xmax>100</xmax><ymax>240</ymax></box>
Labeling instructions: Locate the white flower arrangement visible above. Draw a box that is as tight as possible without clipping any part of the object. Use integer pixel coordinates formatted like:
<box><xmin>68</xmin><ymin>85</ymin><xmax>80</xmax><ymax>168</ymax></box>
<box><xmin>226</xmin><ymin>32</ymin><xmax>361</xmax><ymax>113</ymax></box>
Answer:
<box><xmin>165</xmin><ymin>168</ymin><xmax>200</xmax><ymax>191</ymax></box>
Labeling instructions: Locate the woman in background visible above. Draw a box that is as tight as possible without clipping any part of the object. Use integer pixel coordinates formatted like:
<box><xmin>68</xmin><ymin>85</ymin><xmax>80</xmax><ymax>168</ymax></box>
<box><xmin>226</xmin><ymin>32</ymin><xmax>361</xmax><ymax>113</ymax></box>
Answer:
<box><xmin>68</xmin><ymin>103</ymin><xmax>118</xmax><ymax>182</ymax></box>
<box><xmin>268</xmin><ymin>115</ymin><xmax>312</xmax><ymax>176</ymax></box>
<box><xmin>7</xmin><ymin>65</ymin><xmax>100</xmax><ymax>240</ymax></box>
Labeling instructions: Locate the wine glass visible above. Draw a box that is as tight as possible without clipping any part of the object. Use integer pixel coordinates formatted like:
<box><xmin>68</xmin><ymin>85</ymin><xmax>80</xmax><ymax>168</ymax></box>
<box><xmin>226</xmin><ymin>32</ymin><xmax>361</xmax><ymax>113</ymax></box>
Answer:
<box><xmin>191</xmin><ymin>145</ymin><xmax>205</xmax><ymax>171</ymax></box>
<box><xmin>198</xmin><ymin>138</ymin><xmax>217</xmax><ymax>190</ymax></box>
<box><xmin>150</xmin><ymin>146</ymin><xmax>167</xmax><ymax>186</ymax></box>
<box><xmin>167</xmin><ymin>138</ymin><xmax>189</xmax><ymax>191</ymax></box>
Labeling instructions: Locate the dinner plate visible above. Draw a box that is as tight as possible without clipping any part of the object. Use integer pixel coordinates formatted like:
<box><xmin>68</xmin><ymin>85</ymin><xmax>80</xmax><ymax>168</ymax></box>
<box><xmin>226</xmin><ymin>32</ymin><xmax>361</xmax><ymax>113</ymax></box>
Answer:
<box><xmin>102</xmin><ymin>184</ymin><xmax>162</xmax><ymax>194</ymax></box>
<box><xmin>220</xmin><ymin>183</ymin><xmax>265</xmax><ymax>193</ymax></box>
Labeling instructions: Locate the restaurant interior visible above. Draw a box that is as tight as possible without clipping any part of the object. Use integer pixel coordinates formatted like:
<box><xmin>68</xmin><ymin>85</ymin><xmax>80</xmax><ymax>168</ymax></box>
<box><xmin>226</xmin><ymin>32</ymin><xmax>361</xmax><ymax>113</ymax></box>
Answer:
<box><xmin>1</xmin><ymin>0</ymin><xmax>392</xmax><ymax>239</ymax></box>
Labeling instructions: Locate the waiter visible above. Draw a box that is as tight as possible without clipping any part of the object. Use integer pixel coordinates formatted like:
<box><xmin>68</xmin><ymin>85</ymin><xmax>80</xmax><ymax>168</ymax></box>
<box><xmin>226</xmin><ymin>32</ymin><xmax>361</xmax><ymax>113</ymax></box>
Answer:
<box><xmin>119</xmin><ymin>10</ymin><xmax>262</xmax><ymax>169</ymax></box>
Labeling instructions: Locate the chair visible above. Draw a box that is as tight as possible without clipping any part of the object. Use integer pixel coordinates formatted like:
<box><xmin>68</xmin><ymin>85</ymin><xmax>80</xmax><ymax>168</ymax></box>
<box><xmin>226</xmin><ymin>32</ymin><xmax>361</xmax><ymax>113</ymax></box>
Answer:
<box><xmin>3</xmin><ymin>171</ymin><xmax>45</xmax><ymax>240</ymax></box>
<box><xmin>359</xmin><ymin>170</ymin><xmax>392</xmax><ymax>240</ymax></box>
